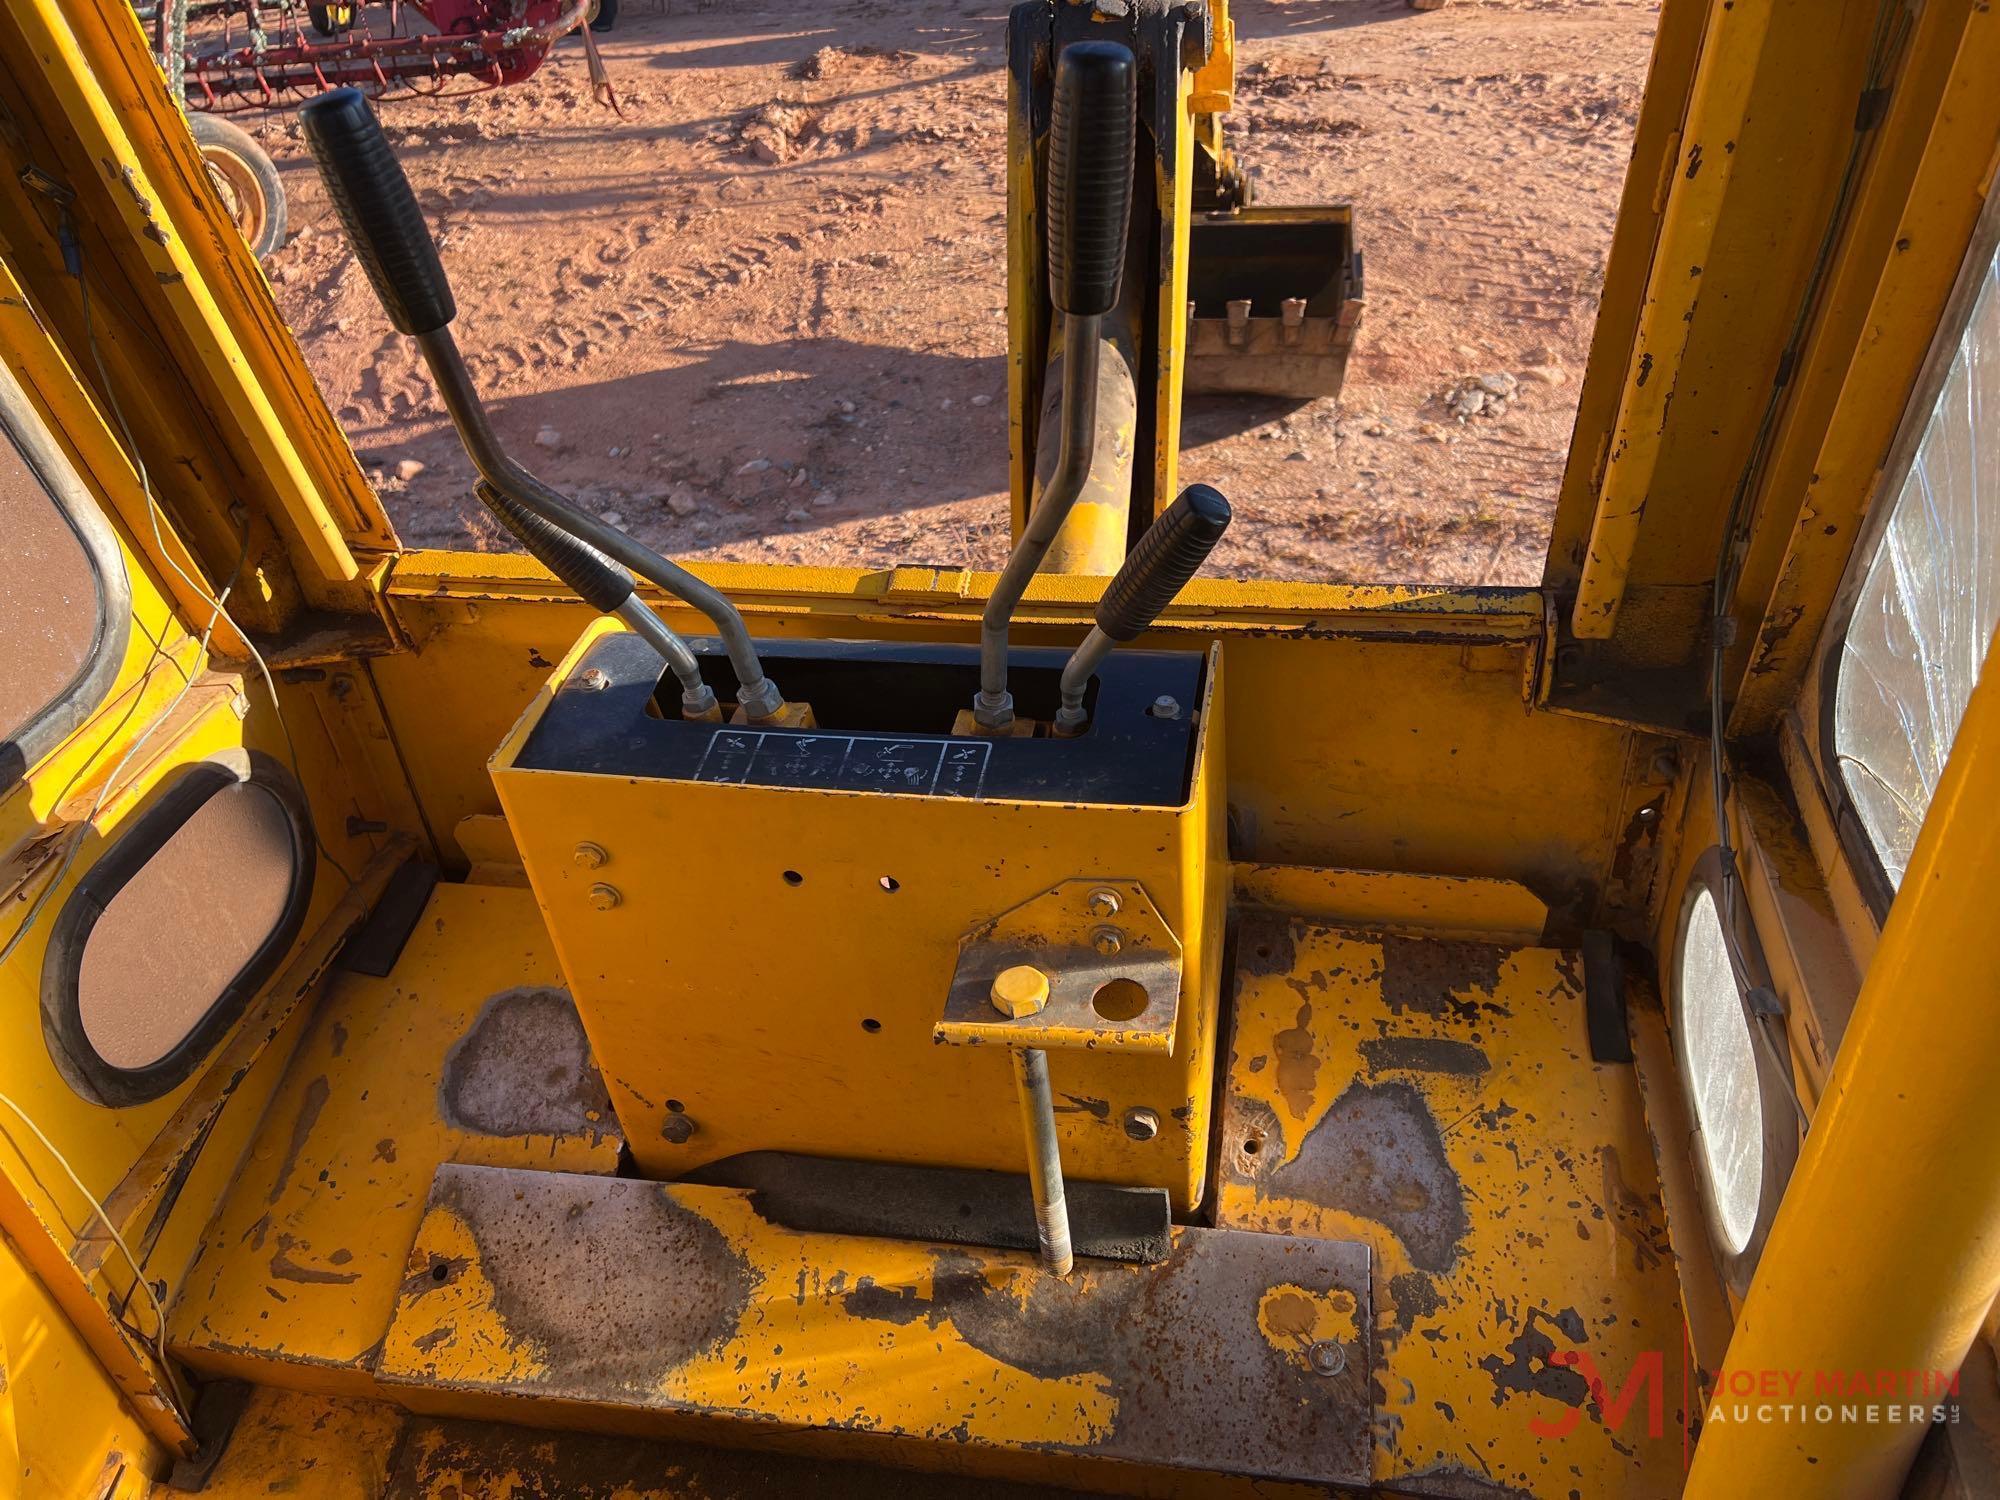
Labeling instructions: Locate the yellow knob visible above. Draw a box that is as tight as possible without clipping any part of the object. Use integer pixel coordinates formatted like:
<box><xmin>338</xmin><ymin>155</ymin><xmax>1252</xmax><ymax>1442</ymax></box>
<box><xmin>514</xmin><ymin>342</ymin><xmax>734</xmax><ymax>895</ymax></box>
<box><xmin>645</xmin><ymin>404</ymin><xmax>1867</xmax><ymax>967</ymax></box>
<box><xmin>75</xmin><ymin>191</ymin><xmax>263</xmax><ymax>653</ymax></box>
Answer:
<box><xmin>990</xmin><ymin>964</ymin><xmax>1050</xmax><ymax>1019</ymax></box>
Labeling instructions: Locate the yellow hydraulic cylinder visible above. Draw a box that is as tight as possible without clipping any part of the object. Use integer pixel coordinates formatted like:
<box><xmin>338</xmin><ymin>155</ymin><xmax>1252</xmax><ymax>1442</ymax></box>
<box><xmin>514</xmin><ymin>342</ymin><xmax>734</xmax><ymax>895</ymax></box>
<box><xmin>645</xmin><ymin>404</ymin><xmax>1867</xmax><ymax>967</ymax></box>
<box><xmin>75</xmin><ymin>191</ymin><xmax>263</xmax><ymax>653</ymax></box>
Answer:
<box><xmin>1043</xmin><ymin>319</ymin><xmax>1140</xmax><ymax>575</ymax></box>
<box><xmin>1685</xmin><ymin>626</ymin><xmax>2000</xmax><ymax>1497</ymax></box>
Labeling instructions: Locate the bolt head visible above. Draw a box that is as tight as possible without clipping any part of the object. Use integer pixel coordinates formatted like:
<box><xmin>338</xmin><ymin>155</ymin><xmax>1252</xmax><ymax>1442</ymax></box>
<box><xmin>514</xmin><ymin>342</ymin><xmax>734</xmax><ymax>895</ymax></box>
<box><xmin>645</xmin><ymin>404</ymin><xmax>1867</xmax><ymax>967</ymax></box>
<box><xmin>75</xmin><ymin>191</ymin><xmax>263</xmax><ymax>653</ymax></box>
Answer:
<box><xmin>660</xmin><ymin>1109</ymin><xmax>696</xmax><ymax>1144</ymax></box>
<box><xmin>990</xmin><ymin>964</ymin><xmax>1050</xmax><ymax>1018</ymax></box>
<box><xmin>587</xmin><ymin>882</ymin><xmax>621</xmax><ymax>911</ymax></box>
<box><xmin>1087</xmin><ymin>887</ymin><xmax>1122</xmax><ymax>918</ymax></box>
<box><xmin>1122</xmin><ymin>1106</ymin><xmax>1160</xmax><ymax>1141</ymax></box>
<box><xmin>1148</xmin><ymin>695</ymin><xmax>1181</xmax><ymax>720</ymax></box>
<box><xmin>574</xmin><ymin>841</ymin><xmax>609</xmax><ymax>869</ymax></box>
<box><xmin>1091</xmin><ymin>926</ymin><xmax>1123</xmax><ymax>957</ymax></box>
<box><xmin>579</xmin><ymin>667</ymin><xmax>610</xmax><ymax>691</ymax></box>
<box><xmin>1307</xmin><ymin>1340</ymin><xmax>1347</xmax><ymax>1377</ymax></box>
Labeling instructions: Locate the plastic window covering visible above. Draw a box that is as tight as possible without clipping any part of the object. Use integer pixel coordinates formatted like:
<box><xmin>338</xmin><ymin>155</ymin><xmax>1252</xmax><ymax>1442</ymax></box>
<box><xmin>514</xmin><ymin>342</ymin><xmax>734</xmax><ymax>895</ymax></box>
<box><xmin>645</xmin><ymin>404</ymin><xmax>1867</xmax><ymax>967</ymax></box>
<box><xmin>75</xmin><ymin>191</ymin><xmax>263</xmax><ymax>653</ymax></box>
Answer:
<box><xmin>1832</xmin><ymin>242</ymin><xmax>2000</xmax><ymax>891</ymax></box>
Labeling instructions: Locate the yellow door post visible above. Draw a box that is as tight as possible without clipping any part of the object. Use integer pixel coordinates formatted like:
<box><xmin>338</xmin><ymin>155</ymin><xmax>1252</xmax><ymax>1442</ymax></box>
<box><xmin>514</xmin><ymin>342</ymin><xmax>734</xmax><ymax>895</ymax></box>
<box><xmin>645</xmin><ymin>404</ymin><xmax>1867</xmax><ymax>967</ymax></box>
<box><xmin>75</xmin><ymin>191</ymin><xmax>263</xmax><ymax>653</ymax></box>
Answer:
<box><xmin>1687</xmin><ymin>625</ymin><xmax>2000</xmax><ymax>1496</ymax></box>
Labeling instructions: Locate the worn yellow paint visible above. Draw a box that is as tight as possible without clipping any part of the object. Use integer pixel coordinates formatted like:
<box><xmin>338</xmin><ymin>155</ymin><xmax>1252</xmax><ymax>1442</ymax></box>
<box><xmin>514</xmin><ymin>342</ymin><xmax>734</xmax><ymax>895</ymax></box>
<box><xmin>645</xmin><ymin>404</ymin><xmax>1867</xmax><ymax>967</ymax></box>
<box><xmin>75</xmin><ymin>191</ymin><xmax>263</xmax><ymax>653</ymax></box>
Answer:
<box><xmin>399</xmin><ymin>1184</ymin><xmax>1123</xmax><ymax>1448</ymax></box>
<box><xmin>990</xmin><ymin>964</ymin><xmax>1052</xmax><ymax>1018</ymax></box>
<box><xmin>147</xmin><ymin>1388</ymin><xmax>403</xmax><ymax>1500</ymax></box>
<box><xmin>1233</xmin><ymin>863</ymin><xmax>1551</xmax><ymax>945</ymax></box>
<box><xmin>1219</xmin><ymin>920</ymin><xmax>1687</xmax><ymax>1495</ymax></box>
<box><xmin>1571</xmin><ymin>0</ymin><xmax>1775</xmax><ymax>639</ymax></box>
<box><xmin>1257</xmin><ymin>1282</ymin><xmax>1359</xmax><ymax>1368</ymax></box>
<box><xmin>1733</xmin><ymin>2</ymin><xmax>2000</xmax><ymax>729</ymax></box>
<box><xmin>8</xmin><ymin>0</ymin><xmax>1995</xmax><ymax>1489</ymax></box>
<box><xmin>7</xmin><ymin>1</ymin><xmax>361</xmax><ymax>590</ymax></box>
<box><xmin>169</xmin><ymin>883</ymin><xmax>620</xmax><ymax>1392</ymax></box>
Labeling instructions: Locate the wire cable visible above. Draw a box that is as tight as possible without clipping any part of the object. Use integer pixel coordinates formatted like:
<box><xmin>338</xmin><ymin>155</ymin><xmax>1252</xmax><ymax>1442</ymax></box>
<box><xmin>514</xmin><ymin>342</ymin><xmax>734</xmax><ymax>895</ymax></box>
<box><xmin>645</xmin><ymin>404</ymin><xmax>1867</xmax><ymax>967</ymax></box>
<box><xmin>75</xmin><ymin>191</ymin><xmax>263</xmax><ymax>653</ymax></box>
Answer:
<box><xmin>0</xmin><ymin>1089</ymin><xmax>192</xmax><ymax>1423</ymax></box>
<box><xmin>1704</xmin><ymin>0</ymin><xmax>1910</xmax><ymax>1129</ymax></box>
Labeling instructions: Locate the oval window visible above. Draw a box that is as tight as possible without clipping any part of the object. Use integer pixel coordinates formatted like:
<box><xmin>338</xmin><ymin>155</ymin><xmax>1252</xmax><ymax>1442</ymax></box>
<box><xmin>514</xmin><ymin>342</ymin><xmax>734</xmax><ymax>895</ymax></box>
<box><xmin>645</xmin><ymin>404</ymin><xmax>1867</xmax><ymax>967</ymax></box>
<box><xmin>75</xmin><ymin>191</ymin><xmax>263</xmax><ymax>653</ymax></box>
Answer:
<box><xmin>1677</xmin><ymin>886</ymin><xmax>1762</xmax><ymax>1255</ymax></box>
<box><xmin>41</xmin><ymin>754</ymin><xmax>314</xmax><ymax>1107</ymax></box>
<box><xmin>1670</xmin><ymin>850</ymin><xmax>1798</xmax><ymax>1287</ymax></box>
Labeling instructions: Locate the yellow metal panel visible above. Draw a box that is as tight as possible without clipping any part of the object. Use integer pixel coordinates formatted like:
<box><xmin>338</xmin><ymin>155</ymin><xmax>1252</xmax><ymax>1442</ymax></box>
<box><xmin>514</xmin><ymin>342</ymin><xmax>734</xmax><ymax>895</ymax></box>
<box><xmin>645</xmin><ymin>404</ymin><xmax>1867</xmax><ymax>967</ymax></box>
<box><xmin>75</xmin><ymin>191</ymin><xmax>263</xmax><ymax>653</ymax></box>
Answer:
<box><xmin>377</xmin><ymin>1161</ymin><xmax>1373</xmax><ymax>1491</ymax></box>
<box><xmin>1232</xmin><ymin>862</ymin><xmax>1550</xmax><ymax>946</ymax></box>
<box><xmin>489</xmin><ymin>621</ymin><xmax>1226</xmax><ymax>1210</ymax></box>
<box><xmin>1217</xmin><ymin>916</ymin><xmax>1688</xmax><ymax>1495</ymax></box>
<box><xmin>373</xmin><ymin>574</ymin><xmax>1635</xmax><ymax>929</ymax></box>
<box><xmin>2</xmin><ymin>0</ymin><xmax>372</xmax><ymax>600</ymax></box>
<box><xmin>0</xmin><ymin>260</ymin><xmax>246</xmax><ymax>662</ymax></box>
<box><xmin>2</xmin><ymin>1237</ymin><xmax>165</xmax><ymax>1499</ymax></box>
<box><xmin>1545</xmin><ymin>0</ymin><xmax>1708</xmax><ymax>591</ymax></box>
<box><xmin>170</xmin><ymin>882</ymin><xmax>621</xmax><ymax>1390</ymax></box>
<box><xmin>55</xmin><ymin>0</ymin><xmax>396</xmax><ymax>557</ymax></box>
<box><xmin>1571</xmin><ymin>0</ymin><xmax>1775</xmax><ymax>639</ymax></box>
<box><xmin>1733</xmin><ymin>4</ymin><xmax>2000</xmax><ymax>728</ymax></box>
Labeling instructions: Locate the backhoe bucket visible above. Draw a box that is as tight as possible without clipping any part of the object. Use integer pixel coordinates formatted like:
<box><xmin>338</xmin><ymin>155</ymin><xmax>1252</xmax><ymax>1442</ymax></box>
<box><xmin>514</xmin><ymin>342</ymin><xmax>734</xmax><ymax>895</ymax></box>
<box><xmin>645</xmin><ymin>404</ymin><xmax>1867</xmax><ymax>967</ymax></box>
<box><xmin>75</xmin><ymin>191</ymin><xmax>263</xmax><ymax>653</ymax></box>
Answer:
<box><xmin>1184</xmin><ymin>204</ymin><xmax>1363</xmax><ymax>399</ymax></box>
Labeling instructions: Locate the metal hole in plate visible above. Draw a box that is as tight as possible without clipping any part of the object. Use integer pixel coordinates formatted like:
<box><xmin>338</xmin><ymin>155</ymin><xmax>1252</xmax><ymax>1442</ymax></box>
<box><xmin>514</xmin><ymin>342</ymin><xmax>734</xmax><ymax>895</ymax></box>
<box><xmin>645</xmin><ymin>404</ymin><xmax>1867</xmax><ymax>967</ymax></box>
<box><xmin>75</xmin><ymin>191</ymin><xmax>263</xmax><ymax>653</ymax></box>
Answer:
<box><xmin>879</xmin><ymin>876</ymin><xmax>900</xmax><ymax>892</ymax></box>
<box><xmin>1242</xmin><ymin>1135</ymin><xmax>1263</xmax><ymax>1156</ymax></box>
<box><xmin>860</xmin><ymin>1017</ymin><xmax>882</xmax><ymax>1033</ymax></box>
<box><xmin>665</xmin><ymin>1097</ymin><xmax>686</xmax><ymax>1113</ymax></box>
<box><xmin>782</xmin><ymin>870</ymin><xmax>804</xmax><ymax>886</ymax></box>
<box><xmin>1092</xmin><ymin>977</ymin><xmax>1149</xmax><ymax>1022</ymax></box>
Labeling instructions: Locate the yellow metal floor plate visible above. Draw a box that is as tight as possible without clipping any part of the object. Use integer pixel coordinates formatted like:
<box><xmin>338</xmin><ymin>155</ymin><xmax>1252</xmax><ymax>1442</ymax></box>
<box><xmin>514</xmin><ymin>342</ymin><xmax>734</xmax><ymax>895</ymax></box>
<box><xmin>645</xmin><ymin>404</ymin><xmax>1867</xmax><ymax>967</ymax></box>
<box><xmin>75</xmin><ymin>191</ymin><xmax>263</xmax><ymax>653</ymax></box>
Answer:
<box><xmin>155</xmin><ymin>1383</ymin><xmax>1106</xmax><ymax>1498</ymax></box>
<box><xmin>379</xmin><ymin>1162</ymin><xmax>1375</xmax><ymax>1490</ymax></box>
<box><xmin>169</xmin><ymin>883</ymin><xmax>622</xmax><ymax>1391</ymax></box>
<box><xmin>1219</xmin><ymin>914</ymin><xmax>1689</xmax><ymax>1498</ymax></box>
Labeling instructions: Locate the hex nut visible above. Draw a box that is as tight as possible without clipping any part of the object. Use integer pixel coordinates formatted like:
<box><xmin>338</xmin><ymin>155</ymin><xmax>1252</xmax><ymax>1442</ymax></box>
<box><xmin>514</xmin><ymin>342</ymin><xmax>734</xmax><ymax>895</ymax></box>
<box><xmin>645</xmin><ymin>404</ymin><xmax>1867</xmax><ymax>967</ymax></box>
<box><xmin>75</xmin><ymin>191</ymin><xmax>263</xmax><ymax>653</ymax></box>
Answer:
<box><xmin>660</xmin><ymin>1110</ymin><xmax>697</xmax><ymax>1144</ymax></box>
<box><xmin>1091</xmin><ymin>926</ymin><xmax>1124</xmax><ymax>957</ymax></box>
<box><xmin>574</xmin><ymin>841</ymin><xmax>610</xmax><ymax>869</ymax></box>
<box><xmin>1122</xmin><ymin>1106</ymin><xmax>1160</xmax><ymax>1142</ymax></box>
<box><xmin>990</xmin><ymin>964</ymin><xmax>1051</xmax><ymax>1018</ymax></box>
<box><xmin>587</xmin><ymin>883</ymin><xmax>622</xmax><ymax>911</ymax></box>
<box><xmin>1149</xmin><ymin>694</ymin><xmax>1181</xmax><ymax>720</ymax></box>
<box><xmin>1087</xmin><ymin>887</ymin><xmax>1122</xmax><ymax>918</ymax></box>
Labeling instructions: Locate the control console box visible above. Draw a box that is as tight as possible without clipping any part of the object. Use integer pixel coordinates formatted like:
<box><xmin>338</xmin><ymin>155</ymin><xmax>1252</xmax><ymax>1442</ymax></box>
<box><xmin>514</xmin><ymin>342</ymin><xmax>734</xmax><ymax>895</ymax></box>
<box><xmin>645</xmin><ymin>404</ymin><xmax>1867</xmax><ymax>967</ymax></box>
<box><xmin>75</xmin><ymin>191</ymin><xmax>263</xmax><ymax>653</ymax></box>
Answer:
<box><xmin>490</xmin><ymin>622</ymin><xmax>1226</xmax><ymax>1209</ymax></box>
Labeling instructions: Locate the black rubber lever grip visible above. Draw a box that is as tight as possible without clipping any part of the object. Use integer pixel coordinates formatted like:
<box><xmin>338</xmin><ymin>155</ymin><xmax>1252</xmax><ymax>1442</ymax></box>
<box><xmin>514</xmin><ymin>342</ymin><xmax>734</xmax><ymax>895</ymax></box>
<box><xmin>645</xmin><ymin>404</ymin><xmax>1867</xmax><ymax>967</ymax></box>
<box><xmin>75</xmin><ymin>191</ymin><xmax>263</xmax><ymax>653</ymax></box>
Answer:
<box><xmin>1096</xmin><ymin>484</ymin><xmax>1232</xmax><ymax>642</ymax></box>
<box><xmin>299</xmin><ymin>87</ymin><xmax>455</xmax><ymax>336</ymax></box>
<box><xmin>476</xmin><ymin>481</ymin><xmax>633</xmax><ymax>615</ymax></box>
<box><xmin>1046</xmin><ymin>40</ymin><xmax>1136</xmax><ymax>318</ymax></box>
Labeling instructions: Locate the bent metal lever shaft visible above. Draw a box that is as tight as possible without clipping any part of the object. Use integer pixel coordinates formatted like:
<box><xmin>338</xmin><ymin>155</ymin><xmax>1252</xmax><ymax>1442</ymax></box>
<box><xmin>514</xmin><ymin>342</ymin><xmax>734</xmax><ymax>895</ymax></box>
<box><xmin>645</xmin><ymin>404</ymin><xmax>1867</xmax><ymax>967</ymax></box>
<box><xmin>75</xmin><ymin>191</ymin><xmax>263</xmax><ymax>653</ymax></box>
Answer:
<box><xmin>298</xmin><ymin>85</ymin><xmax>783</xmax><ymax>720</ymax></box>
<box><xmin>974</xmin><ymin>40</ymin><xmax>1136</xmax><ymax>729</ymax></box>
<box><xmin>1053</xmin><ymin>483</ymin><xmax>1233</xmax><ymax>735</ymax></box>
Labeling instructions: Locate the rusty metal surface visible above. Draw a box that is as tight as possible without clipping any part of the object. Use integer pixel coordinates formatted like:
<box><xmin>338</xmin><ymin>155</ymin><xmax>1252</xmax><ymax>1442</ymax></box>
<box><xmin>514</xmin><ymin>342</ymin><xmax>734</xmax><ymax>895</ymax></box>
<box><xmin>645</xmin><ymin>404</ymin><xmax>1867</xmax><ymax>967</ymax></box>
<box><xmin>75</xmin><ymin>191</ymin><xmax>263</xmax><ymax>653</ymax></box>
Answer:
<box><xmin>1219</xmin><ymin>911</ymin><xmax>1687</xmax><ymax>1498</ymax></box>
<box><xmin>380</xmin><ymin>1162</ymin><xmax>1374</xmax><ymax>1488</ymax></box>
<box><xmin>938</xmin><ymin>879</ymin><xmax>1184</xmax><ymax>1053</ymax></box>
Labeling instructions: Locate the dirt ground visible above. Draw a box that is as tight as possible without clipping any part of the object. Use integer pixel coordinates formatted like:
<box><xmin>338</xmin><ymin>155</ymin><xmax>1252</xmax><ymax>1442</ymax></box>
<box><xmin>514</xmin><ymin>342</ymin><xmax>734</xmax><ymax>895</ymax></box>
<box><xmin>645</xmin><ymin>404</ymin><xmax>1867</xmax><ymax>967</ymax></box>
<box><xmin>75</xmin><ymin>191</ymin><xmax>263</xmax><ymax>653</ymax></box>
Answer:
<box><xmin>254</xmin><ymin>0</ymin><xmax>1658</xmax><ymax>584</ymax></box>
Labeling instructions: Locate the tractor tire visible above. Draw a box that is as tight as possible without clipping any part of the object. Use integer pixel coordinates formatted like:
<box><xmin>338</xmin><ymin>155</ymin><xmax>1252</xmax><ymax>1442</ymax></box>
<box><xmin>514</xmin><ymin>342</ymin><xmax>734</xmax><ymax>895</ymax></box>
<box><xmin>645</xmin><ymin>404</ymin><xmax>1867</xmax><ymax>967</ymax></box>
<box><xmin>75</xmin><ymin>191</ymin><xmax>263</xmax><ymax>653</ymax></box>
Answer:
<box><xmin>189</xmin><ymin>113</ymin><xmax>288</xmax><ymax>260</ymax></box>
<box><xmin>308</xmin><ymin>3</ymin><xmax>357</xmax><ymax>35</ymax></box>
<box><xmin>588</xmin><ymin>0</ymin><xmax>618</xmax><ymax>32</ymax></box>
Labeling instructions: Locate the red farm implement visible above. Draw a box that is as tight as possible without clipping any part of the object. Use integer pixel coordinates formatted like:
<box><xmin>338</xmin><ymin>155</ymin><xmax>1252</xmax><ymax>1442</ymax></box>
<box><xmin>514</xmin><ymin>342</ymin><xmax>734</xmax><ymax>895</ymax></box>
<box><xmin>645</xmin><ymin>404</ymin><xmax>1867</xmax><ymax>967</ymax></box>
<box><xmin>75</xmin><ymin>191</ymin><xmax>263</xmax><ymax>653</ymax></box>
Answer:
<box><xmin>140</xmin><ymin>0</ymin><xmax>595</xmax><ymax>113</ymax></box>
<box><xmin>134</xmin><ymin>0</ymin><xmax>609</xmax><ymax>258</ymax></box>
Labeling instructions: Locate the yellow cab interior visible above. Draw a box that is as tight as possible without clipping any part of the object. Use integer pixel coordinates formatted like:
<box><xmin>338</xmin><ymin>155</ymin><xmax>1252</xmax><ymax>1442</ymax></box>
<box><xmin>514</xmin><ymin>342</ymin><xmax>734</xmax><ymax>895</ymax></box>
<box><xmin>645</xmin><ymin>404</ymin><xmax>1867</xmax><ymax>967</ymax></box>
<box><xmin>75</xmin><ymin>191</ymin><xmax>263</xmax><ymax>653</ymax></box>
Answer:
<box><xmin>1</xmin><ymin>1</ymin><xmax>1998</xmax><ymax>1496</ymax></box>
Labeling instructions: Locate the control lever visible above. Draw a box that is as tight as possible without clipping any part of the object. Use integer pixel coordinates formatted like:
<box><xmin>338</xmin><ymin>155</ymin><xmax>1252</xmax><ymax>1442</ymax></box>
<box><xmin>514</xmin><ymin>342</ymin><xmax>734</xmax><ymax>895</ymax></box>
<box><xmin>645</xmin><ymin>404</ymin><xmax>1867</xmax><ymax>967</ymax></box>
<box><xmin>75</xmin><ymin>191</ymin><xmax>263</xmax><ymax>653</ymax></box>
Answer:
<box><xmin>298</xmin><ymin>87</ymin><xmax>790</xmax><ymax>723</ymax></box>
<box><xmin>476</xmin><ymin>482</ymin><xmax>720</xmax><ymax>721</ymax></box>
<box><xmin>1052</xmin><ymin>484</ymin><xmax>1232</xmax><ymax>735</ymax></box>
<box><xmin>973</xmin><ymin>40</ymin><xmax>1136</xmax><ymax>730</ymax></box>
